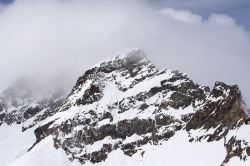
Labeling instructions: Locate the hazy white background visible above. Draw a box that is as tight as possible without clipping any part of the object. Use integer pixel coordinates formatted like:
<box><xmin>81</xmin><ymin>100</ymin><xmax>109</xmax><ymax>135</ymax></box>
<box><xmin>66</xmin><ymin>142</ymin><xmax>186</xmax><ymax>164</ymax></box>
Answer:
<box><xmin>0</xmin><ymin>0</ymin><xmax>249</xmax><ymax>105</ymax></box>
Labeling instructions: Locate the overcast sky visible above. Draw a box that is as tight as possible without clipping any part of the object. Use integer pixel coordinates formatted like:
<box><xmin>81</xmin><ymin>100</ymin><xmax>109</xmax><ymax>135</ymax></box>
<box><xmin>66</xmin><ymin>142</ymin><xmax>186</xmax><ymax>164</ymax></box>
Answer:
<box><xmin>0</xmin><ymin>0</ymin><xmax>249</xmax><ymax>106</ymax></box>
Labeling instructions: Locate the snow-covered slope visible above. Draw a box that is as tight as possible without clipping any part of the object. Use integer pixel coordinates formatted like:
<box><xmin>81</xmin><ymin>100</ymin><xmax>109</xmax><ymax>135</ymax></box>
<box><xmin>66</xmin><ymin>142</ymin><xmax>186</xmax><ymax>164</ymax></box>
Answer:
<box><xmin>0</xmin><ymin>49</ymin><xmax>249</xmax><ymax>166</ymax></box>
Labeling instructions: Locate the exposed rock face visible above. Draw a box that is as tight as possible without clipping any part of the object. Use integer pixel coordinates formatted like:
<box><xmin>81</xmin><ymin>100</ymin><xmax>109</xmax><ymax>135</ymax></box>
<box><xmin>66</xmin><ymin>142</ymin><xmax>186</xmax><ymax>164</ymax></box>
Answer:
<box><xmin>186</xmin><ymin>82</ymin><xmax>244</xmax><ymax>131</ymax></box>
<box><xmin>0</xmin><ymin>49</ymin><xmax>249</xmax><ymax>165</ymax></box>
<box><xmin>0</xmin><ymin>104</ymin><xmax>3</xmax><ymax>112</ymax></box>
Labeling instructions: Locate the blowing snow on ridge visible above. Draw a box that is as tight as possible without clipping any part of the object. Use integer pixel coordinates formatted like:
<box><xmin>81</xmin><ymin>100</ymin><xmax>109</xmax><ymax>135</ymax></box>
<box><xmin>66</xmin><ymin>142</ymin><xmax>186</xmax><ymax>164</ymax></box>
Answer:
<box><xmin>0</xmin><ymin>49</ymin><xmax>249</xmax><ymax>166</ymax></box>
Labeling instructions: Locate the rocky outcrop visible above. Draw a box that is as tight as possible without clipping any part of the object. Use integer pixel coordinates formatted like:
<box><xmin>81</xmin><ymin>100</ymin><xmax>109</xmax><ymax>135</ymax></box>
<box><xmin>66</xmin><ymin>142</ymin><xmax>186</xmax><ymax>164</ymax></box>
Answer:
<box><xmin>222</xmin><ymin>137</ymin><xmax>248</xmax><ymax>165</ymax></box>
<box><xmin>0</xmin><ymin>104</ymin><xmax>3</xmax><ymax>112</ymax></box>
<box><xmin>186</xmin><ymin>82</ymin><xmax>245</xmax><ymax>131</ymax></box>
<box><xmin>185</xmin><ymin>81</ymin><xmax>249</xmax><ymax>164</ymax></box>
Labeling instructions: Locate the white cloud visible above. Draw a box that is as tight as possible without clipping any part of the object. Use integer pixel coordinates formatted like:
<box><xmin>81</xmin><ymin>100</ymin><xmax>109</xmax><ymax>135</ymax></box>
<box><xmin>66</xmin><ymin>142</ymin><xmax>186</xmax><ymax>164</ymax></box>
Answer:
<box><xmin>208</xmin><ymin>14</ymin><xmax>236</xmax><ymax>26</ymax></box>
<box><xmin>0</xmin><ymin>0</ymin><xmax>249</xmax><ymax>105</ymax></box>
<box><xmin>161</xmin><ymin>8</ymin><xmax>202</xmax><ymax>24</ymax></box>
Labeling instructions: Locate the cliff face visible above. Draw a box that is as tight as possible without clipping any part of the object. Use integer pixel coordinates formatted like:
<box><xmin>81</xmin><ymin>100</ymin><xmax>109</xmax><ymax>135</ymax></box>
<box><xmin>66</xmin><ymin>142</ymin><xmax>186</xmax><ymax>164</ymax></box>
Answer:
<box><xmin>0</xmin><ymin>49</ymin><xmax>249</xmax><ymax>166</ymax></box>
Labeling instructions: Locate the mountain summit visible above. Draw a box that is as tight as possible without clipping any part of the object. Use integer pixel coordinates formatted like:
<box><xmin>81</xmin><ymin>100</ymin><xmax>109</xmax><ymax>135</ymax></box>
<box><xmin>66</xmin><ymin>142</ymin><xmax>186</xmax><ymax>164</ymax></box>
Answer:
<box><xmin>0</xmin><ymin>49</ymin><xmax>250</xmax><ymax>166</ymax></box>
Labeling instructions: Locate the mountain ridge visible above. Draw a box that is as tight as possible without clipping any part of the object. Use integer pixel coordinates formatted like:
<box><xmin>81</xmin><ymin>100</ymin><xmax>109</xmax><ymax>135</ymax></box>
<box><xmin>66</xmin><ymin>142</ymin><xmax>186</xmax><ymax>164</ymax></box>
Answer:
<box><xmin>0</xmin><ymin>49</ymin><xmax>249</xmax><ymax>166</ymax></box>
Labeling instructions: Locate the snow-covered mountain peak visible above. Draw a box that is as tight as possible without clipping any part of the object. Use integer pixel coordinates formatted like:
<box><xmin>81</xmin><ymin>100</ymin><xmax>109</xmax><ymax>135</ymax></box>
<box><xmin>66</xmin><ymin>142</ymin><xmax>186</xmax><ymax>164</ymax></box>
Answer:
<box><xmin>1</xmin><ymin>50</ymin><xmax>250</xmax><ymax>166</ymax></box>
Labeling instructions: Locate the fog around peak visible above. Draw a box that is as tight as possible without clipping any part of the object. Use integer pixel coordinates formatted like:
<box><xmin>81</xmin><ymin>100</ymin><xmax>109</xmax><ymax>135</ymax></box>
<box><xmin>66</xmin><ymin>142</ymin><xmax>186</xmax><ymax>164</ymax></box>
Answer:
<box><xmin>0</xmin><ymin>0</ymin><xmax>249</xmax><ymax>105</ymax></box>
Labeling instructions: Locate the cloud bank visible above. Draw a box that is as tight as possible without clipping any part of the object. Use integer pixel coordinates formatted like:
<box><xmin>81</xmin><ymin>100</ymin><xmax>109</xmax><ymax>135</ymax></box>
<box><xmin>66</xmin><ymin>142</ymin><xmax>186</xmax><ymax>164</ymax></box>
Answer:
<box><xmin>0</xmin><ymin>0</ymin><xmax>249</xmax><ymax>105</ymax></box>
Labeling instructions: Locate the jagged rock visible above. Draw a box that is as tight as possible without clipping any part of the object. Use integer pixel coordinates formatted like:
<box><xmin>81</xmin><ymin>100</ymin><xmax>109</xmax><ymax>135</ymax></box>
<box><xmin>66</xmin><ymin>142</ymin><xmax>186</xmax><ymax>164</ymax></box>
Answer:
<box><xmin>169</xmin><ymin>92</ymin><xmax>192</xmax><ymax>109</ymax></box>
<box><xmin>34</xmin><ymin>121</ymin><xmax>55</xmax><ymax>141</ymax></box>
<box><xmin>121</xmin><ymin>143</ymin><xmax>137</xmax><ymax>156</ymax></box>
<box><xmin>222</xmin><ymin>137</ymin><xmax>245</xmax><ymax>165</ymax></box>
<box><xmin>139</xmin><ymin>103</ymin><xmax>149</xmax><ymax>110</ymax></box>
<box><xmin>23</xmin><ymin>106</ymin><xmax>42</xmax><ymax>120</ymax></box>
<box><xmin>246</xmin><ymin>147</ymin><xmax>250</xmax><ymax>156</ymax></box>
<box><xmin>186</xmin><ymin>82</ymin><xmax>246</xmax><ymax>132</ymax></box>
<box><xmin>155</xmin><ymin>114</ymin><xmax>175</xmax><ymax>126</ymax></box>
<box><xmin>0</xmin><ymin>104</ymin><xmax>3</xmax><ymax>112</ymax></box>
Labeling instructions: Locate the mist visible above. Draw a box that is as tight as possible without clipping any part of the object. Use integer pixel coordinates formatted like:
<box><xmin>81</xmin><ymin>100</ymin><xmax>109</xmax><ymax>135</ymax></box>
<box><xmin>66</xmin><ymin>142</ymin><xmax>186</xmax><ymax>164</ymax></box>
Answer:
<box><xmin>0</xmin><ymin>0</ymin><xmax>249</xmax><ymax>105</ymax></box>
